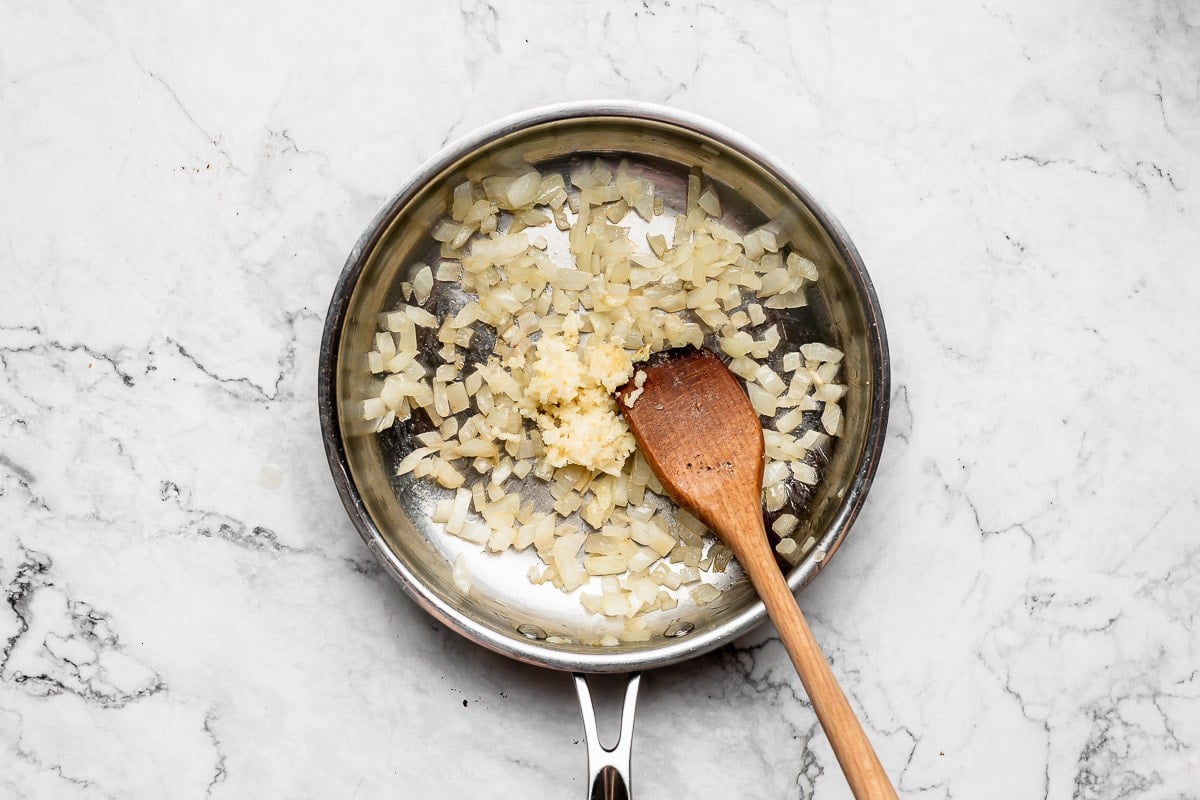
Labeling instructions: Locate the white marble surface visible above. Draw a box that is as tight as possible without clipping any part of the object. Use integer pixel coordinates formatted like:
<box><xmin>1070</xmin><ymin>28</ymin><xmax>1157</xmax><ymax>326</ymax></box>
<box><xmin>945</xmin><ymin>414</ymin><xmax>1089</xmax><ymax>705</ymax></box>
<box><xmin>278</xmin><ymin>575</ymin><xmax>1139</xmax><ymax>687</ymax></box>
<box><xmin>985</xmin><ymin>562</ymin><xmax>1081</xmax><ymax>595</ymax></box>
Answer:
<box><xmin>3</xmin><ymin>0</ymin><xmax>1199</xmax><ymax>797</ymax></box>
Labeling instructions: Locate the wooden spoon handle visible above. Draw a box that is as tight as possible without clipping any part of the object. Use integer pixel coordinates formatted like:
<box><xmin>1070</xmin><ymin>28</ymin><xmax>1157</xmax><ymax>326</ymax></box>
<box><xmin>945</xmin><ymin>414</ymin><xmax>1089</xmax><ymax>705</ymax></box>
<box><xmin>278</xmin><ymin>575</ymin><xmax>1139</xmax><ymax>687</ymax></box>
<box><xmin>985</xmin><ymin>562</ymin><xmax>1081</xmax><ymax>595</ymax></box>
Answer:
<box><xmin>739</xmin><ymin>543</ymin><xmax>898</xmax><ymax>800</ymax></box>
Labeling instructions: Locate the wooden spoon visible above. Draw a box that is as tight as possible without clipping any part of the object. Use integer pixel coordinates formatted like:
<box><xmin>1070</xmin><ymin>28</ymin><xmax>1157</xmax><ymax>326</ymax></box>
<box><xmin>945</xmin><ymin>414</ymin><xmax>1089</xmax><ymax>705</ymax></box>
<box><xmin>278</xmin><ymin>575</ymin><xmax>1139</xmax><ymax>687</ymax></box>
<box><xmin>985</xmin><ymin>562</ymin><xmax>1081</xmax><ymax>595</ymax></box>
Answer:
<box><xmin>617</xmin><ymin>347</ymin><xmax>897</xmax><ymax>800</ymax></box>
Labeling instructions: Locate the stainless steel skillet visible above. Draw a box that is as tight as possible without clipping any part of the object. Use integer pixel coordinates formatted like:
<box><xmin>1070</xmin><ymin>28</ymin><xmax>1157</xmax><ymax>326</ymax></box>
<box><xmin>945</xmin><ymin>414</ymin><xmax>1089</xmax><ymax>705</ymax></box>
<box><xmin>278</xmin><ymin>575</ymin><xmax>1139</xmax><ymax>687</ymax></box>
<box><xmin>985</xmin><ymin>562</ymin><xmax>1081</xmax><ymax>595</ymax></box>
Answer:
<box><xmin>318</xmin><ymin>101</ymin><xmax>889</xmax><ymax>798</ymax></box>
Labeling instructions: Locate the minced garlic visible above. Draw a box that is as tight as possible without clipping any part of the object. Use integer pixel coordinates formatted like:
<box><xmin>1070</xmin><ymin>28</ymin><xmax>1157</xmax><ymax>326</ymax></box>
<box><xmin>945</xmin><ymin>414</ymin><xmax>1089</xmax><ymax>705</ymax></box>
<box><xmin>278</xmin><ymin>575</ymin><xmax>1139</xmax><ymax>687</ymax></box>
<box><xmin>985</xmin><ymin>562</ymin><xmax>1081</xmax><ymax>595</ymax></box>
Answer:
<box><xmin>622</xmin><ymin>369</ymin><xmax>648</xmax><ymax>408</ymax></box>
<box><xmin>521</xmin><ymin>314</ymin><xmax>636</xmax><ymax>475</ymax></box>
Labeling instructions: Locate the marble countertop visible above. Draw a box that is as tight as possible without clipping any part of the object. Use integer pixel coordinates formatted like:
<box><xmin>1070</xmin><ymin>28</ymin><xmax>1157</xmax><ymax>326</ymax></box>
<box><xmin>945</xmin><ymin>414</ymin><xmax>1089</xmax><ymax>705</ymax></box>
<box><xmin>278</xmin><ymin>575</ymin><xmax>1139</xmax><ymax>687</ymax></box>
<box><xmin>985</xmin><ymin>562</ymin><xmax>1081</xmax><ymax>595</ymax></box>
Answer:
<box><xmin>3</xmin><ymin>1</ymin><xmax>1198</xmax><ymax>797</ymax></box>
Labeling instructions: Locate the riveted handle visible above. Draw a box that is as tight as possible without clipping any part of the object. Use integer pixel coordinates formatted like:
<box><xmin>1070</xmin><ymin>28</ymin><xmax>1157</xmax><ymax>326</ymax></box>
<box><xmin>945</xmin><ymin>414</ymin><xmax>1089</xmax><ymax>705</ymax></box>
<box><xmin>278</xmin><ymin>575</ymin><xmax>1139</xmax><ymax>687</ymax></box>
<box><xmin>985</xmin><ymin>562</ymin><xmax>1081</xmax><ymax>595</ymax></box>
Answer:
<box><xmin>573</xmin><ymin>673</ymin><xmax>641</xmax><ymax>800</ymax></box>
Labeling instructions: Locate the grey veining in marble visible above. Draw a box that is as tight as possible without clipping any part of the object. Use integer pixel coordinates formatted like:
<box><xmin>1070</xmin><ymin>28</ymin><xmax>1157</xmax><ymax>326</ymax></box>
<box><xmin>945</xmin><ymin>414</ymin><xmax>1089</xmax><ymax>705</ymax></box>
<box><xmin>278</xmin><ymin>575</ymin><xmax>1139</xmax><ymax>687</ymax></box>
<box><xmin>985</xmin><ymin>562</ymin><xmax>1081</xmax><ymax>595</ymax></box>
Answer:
<box><xmin>2</xmin><ymin>0</ymin><xmax>1199</xmax><ymax>797</ymax></box>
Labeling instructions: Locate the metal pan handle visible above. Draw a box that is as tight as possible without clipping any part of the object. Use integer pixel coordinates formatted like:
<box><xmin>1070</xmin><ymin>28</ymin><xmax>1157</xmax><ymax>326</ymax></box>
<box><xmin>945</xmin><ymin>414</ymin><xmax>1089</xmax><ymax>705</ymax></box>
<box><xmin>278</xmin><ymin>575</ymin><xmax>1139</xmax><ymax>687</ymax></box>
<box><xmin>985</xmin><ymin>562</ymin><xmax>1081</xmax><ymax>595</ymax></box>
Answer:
<box><xmin>573</xmin><ymin>673</ymin><xmax>641</xmax><ymax>800</ymax></box>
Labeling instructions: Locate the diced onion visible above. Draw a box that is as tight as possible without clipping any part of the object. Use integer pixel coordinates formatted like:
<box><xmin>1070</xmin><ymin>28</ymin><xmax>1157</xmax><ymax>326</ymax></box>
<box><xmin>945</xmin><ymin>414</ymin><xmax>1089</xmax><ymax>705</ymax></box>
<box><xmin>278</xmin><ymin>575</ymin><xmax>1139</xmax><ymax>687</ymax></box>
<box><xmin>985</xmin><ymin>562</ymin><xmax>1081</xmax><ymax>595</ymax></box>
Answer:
<box><xmin>452</xmin><ymin>554</ymin><xmax>471</xmax><ymax>594</ymax></box>
<box><xmin>772</xmin><ymin>514</ymin><xmax>799</xmax><ymax>536</ymax></box>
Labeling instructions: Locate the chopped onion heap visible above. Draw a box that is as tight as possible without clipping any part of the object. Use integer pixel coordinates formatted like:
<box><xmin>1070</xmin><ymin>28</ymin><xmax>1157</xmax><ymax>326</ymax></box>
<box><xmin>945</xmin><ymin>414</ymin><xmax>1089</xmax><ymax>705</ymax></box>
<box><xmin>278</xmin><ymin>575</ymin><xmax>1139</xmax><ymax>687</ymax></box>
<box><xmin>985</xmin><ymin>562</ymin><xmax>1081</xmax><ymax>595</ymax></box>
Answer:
<box><xmin>362</xmin><ymin>161</ymin><xmax>847</xmax><ymax>645</ymax></box>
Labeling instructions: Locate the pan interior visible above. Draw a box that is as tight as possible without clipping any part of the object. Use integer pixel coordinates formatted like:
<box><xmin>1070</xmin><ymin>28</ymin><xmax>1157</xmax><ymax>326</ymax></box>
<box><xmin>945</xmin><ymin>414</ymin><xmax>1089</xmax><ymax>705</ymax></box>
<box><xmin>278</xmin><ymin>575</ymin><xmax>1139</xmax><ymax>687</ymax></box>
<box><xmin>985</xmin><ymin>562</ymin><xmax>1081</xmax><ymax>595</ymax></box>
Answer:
<box><xmin>330</xmin><ymin>112</ymin><xmax>885</xmax><ymax>671</ymax></box>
